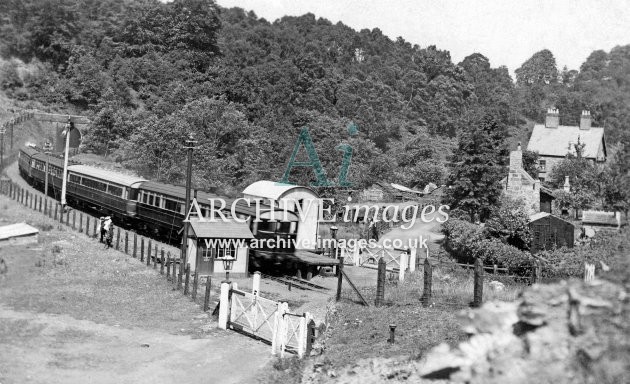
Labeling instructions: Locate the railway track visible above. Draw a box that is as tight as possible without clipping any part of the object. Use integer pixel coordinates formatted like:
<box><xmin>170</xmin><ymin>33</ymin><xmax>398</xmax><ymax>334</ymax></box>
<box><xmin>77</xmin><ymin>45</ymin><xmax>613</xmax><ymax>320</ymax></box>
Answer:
<box><xmin>4</xmin><ymin>161</ymin><xmax>181</xmax><ymax>257</ymax></box>
<box><xmin>260</xmin><ymin>273</ymin><xmax>330</xmax><ymax>292</ymax></box>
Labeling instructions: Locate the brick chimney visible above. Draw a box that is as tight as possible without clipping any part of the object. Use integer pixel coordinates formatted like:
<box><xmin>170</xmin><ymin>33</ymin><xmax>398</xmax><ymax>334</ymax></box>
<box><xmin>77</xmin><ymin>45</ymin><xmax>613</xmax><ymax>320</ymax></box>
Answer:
<box><xmin>580</xmin><ymin>110</ymin><xmax>591</xmax><ymax>130</ymax></box>
<box><xmin>545</xmin><ymin>108</ymin><xmax>559</xmax><ymax>128</ymax></box>
<box><xmin>509</xmin><ymin>142</ymin><xmax>523</xmax><ymax>170</ymax></box>
<box><xmin>563</xmin><ymin>176</ymin><xmax>570</xmax><ymax>192</ymax></box>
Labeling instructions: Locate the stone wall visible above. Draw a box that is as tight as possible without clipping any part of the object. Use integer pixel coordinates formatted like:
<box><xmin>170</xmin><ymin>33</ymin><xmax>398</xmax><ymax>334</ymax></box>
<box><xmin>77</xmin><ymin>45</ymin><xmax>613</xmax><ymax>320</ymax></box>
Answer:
<box><xmin>314</xmin><ymin>279</ymin><xmax>630</xmax><ymax>384</ymax></box>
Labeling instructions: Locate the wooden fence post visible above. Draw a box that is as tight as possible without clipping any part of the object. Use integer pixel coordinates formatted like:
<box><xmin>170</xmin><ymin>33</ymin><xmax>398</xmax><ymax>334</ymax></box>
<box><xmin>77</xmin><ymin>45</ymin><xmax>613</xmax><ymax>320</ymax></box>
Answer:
<box><xmin>93</xmin><ymin>217</ymin><xmax>98</xmax><ymax>238</ymax></box>
<box><xmin>133</xmin><ymin>234</ymin><xmax>137</xmax><ymax>258</ymax></box>
<box><xmin>192</xmin><ymin>271</ymin><xmax>199</xmax><ymax>301</ymax></box>
<box><xmin>146</xmin><ymin>240</ymin><xmax>151</xmax><ymax>266</ymax></box>
<box><xmin>115</xmin><ymin>228</ymin><xmax>121</xmax><ymax>250</ymax></box>
<box><xmin>140</xmin><ymin>238</ymin><xmax>145</xmax><ymax>262</ymax></box>
<box><xmin>78</xmin><ymin>213</ymin><xmax>83</xmax><ymax>233</ymax></box>
<box><xmin>25</xmin><ymin>191</ymin><xmax>28</xmax><ymax>208</ymax></box>
<box><xmin>165</xmin><ymin>253</ymin><xmax>170</xmax><ymax>279</ymax></box>
<box><xmin>375</xmin><ymin>257</ymin><xmax>386</xmax><ymax>307</ymax></box>
<box><xmin>124</xmin><ymin>232</ymin><xmax>129</xmax><ymax>254</ymax></box>
<box><xmin>153</xmin><ymin>244</ymin><xmax>157</xmax><ymax>269</ymax></box>
<box><xmin>160</xmin><ymin>249</ymin><xmax>165</xmax><ymax>274</ymax></box>
<box><xmin>184</xmin><ymin>264</ymin><xmax>191</xmax><ymax>295</ymax></box>
<box><xmin>173</xmin><ymin>262</ymin><xmax>180</xmax><ymax>290</ymax></box>
<box><xmin>86</xmin><ymin>216</ymin><xmax>90</xmax><ymax>236</ymax></box>
<box><xmin>54</xmin><ymin>203</ymin><xmax>58</xmax><ymax>221</ymax></box>
<box><xmin>203</xmin><ymin>276</ymin><xmax>212</xmax><ymax>312</ymax></box>
<box><xmin>473</xmin><ymin>258</ymin><xmax>484</xmax><ymax>307</ymax></box>
<box><xmin>336</xmin><ymin>257</ymin><xmax>344</xmax><ymax>302</ymax></box>
<box><xmin>72</xmin><ymin>210</ymin><xmax>76</xmax><ymax>230</ymax></box>
<box><xmin>421</xmin><ymin>257</ymin><xmax>433</xmax><ymax>307</ymax></box>
<box><xmin>531</xmin><ymin>260</ymin><xmax>541</xmax><ymax>284</ymax></box>
<box><xmin>65</xmin><ymin>209</ymin><xmax>69</xmax><ymax>225</ymax></box>
<box><xmin>38</xmin><ymin>196</ymin><xmax>42</xmax><ymax>212</ymax></box>
<box><xmin>43</xmin><ymin>198</ymin><xmax>47</xmax><ymax>215</ymax></box>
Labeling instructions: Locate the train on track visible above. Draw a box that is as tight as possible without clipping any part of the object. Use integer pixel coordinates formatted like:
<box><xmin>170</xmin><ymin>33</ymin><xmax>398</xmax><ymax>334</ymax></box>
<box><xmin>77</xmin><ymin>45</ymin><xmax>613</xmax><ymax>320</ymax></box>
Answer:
<box><xmin>17</xmin><ymin>145</ymin><xmax>331</xmax><ymax>278</ymax></box>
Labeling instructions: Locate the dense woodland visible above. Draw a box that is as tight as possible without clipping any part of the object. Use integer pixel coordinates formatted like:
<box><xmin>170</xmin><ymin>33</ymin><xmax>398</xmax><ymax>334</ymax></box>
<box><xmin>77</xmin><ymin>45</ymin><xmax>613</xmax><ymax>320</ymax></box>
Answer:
<box><xmin>0</xmin><ymin>0</ymin><xmax>628</xmax><ymax>221</ymax></box>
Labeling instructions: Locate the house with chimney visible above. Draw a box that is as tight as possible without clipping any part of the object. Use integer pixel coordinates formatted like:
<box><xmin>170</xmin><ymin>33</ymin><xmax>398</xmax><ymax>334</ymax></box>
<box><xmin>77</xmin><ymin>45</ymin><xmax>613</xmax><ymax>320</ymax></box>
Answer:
<box><xmin>527</xmin><ymin>109</ymin><xmax>607</xmax><ymax>181</ymax></box>
<box><xmin>501</xmin><ymin>144</ymin><xmax>543</xmax><ymax>215</ymax></box>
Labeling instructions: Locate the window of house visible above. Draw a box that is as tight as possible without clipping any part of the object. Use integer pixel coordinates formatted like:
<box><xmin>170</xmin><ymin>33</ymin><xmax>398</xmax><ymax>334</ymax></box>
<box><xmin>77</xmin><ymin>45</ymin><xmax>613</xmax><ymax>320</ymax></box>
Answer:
<box><xmin>200</xmin><ymin>241</ymin><xmax>236</xmax><ymax>261</ymax></box>
<box><xmin>538</xmin><ymin>159</ymin><xmax>546</xmax><ymax>171</ymax></box>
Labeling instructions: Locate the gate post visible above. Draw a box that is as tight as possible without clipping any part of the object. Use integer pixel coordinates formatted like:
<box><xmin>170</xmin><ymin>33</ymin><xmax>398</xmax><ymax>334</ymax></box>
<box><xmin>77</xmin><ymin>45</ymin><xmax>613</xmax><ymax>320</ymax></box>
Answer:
<box><xmin>218</xmin><ymin>282</ymin><xmax>231</xmax><ymax>330</ymax></box>
<box><xmin>297</xmin><ymin>313</ymin><xmax>309</xmax><ymax>358</ymax></box>
<box><xmin>252</xmin><ymin>271</ymin><xmax>261</xmax><ymax>296</ymax></box>
<box><xmin>409</xmin><ymin>247</ymin><xmax>417</xmax><ymax>273</ymax></box>
<box><xmin>398</xmin><ymin>252</ymin><xmax>407</xmax><ymax>282</ymax></box>
<box><xmin>353</xmin><ymin>245</ymin><xmax>360</xmax><ymax>266</ymax></box>
<box><xmin>375</xmin><ymin>257</ymin><xmax>386</xmax><ymax>307</ymax></box>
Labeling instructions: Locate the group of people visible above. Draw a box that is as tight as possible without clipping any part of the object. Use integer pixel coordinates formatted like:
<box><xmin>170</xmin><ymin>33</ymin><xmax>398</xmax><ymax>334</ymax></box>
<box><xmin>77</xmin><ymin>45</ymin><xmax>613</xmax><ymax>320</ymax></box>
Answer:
<box><xmin>99</xmin><ymin>215</ymin><xmax>114</xmax><ymax>248</ymax></box>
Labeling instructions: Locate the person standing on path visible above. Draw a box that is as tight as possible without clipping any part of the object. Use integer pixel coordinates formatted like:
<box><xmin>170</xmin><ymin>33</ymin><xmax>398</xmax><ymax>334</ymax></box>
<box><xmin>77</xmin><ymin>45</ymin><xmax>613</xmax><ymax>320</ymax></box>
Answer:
<box><xmin>104</xmin><ymin>216</ymin><xmax>113</xmax><ymax>249</ymax></box>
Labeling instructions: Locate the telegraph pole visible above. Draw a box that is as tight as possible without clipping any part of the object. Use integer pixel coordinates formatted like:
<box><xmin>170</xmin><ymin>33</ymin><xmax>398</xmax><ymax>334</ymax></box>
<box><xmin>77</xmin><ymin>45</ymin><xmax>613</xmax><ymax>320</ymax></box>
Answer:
<box><xmin>181</xmin><ymin>133</ymin><xmax>197</xmax><ymax>279</ymax></box>
<box><xmin>0</xmin><ymin>125</ymin><xmax>5</xmax><ymax>173</ymax></box>
<box><xmin>60</xmin><ymin>117</ymin><xmax>73</xmax><ymax>207</ymax></box>
<box><xmin>43</xmin><ymin>141</ymin><xmax>52</xmax><ymax>196</ymax></box>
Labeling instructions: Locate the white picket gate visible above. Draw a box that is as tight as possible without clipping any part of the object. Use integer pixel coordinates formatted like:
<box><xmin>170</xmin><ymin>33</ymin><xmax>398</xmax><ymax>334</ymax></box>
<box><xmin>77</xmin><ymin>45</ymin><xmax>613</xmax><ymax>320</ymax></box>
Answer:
<box><xmin>218</xmin><ymin>280</ymin><xmax>313</xmax><ymax>358</ymax></box>
<box><xmin>338</xmin><ymin>244</ymin><xmax>415</xmax><ymax>281</ymax></box>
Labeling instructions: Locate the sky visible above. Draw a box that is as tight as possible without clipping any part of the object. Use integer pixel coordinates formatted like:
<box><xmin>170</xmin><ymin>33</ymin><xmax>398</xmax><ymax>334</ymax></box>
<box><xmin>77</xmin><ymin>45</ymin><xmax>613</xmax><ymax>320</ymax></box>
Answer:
<box><xmin>215</xmin><ymin>0</ymin><xmax>630</xmax><ymax>76</ymax></box>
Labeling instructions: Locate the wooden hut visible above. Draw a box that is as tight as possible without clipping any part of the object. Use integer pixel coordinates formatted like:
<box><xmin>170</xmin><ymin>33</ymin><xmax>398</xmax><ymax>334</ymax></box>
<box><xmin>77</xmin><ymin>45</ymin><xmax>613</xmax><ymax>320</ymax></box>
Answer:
<box><xmin>529</xmin><ymin>212</ymin><xmax>575</xmax><ymax>254</ymax></box>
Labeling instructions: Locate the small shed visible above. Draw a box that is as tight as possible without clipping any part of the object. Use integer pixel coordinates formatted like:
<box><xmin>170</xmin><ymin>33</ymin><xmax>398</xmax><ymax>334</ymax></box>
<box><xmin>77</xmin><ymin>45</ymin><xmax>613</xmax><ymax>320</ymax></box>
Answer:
<box><xmin>186</xmin><ymin>218</ymin><xmax>254</xmax><ymax>278</ymax></box>
<box><xmin>0</xmin><ymin>222</ymin><xmax>39</xmax><ymax>246</ymax></box>
<box><xmin>529</xmin><ymin>212</ymin><xmax>575</xmax><ymax>254</ymax></box>
<box><xmin>540</xmin><ymin>187</ymin><xmax>555</xmax><ymax>214</ymax></box>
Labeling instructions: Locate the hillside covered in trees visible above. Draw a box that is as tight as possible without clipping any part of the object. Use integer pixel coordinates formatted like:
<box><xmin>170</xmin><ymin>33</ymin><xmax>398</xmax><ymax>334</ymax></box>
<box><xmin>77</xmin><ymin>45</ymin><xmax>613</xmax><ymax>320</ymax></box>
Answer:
<box><xmin>0</xmin><ymin>0</ymin><xmax>628</xmax><ymax>200</ymax></box>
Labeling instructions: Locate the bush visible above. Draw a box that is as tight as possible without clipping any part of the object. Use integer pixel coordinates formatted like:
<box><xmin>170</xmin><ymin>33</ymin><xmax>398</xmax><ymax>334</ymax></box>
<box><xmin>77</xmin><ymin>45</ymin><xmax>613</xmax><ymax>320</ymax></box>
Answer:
<box><xmin>442</xmin><ymin>219</ymin><xmax>533</xmax><ymax>274</ymax></box>
<box><xmin>441</xmin><ymin>219</ymin><xmax>484</xmax><ymax>263</ymax></box>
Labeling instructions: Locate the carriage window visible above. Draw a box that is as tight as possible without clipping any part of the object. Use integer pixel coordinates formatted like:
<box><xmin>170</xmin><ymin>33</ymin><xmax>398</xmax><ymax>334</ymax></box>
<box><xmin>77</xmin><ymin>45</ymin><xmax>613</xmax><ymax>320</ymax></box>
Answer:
<box><xmin>154</xmin><ymin>196</ymin><xmax>161</xmax><ymax>207</ymax></box>
<box><xmin>107</xmin><ymin>184</ymin><xmax>123</xmax><ymax>197</ymax></box>
<box><xmin>69</xmin><ymin>174</ymin><xmax>81</xmax><ymax>183</ymax></box>
<box><xmin>148</xmin><ymin>194</ymin><xmax>154</xmax><ymax>205</ymax></box>
<box><xmin>165</xmin><ymin>199</ymin><xmax>180</xmax><ymax>212</ymax></box>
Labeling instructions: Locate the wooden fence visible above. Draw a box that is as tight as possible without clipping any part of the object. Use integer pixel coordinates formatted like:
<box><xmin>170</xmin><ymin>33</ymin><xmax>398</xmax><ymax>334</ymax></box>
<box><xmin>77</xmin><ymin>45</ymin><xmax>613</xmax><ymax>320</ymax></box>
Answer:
<box><xmin>0</xmin><ymin>179</ymin><xmax>214</xmax><ymax>309</ymax></box>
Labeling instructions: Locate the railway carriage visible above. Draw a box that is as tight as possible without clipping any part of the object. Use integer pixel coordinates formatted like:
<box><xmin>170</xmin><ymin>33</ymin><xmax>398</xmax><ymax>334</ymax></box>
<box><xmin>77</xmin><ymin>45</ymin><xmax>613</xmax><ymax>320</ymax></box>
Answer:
<box><xmin>18</xmin><ymin>146</ymin><xmax>39</xmax><ymax>181</ymax></box>
<box><xmin>65</xmin><ymin>165</ymin><xmax>146</xmax><ymax>224</ymax></box>
<box><xmin>135</xmin><ymin>182</ymin><xmax>258</xmax><ymax>241</ymax></box>
<box><xmin>30</xmin><ymin>152</ymin><xmax>67</xmax><ymax>197</ymax></box>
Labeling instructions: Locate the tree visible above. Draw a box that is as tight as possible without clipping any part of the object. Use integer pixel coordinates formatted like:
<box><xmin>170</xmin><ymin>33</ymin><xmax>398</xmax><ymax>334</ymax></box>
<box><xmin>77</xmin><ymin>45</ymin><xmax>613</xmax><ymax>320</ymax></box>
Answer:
<box><xmin>445</xmin><ymin>113</ymin><xmax>508</xmax><ymax>222</ymax></box>
<box><xmin>522</xmin><ymin>150</ymin><xmax>540</xmax><ymax>179</ymax></box>
<box><xmin>604</xmin><ymin>134</ymin><xmax>630</xmax><ymax>217</ymax></box>
<box><xmin>485</xmin><ymin>197</ymin><xmax>532</xmax><ymax>250</ymax></box>
<box><xmin>515</xmin><ymin>49</ymin><xmax>558</xmax><ymax>86</ymax></box>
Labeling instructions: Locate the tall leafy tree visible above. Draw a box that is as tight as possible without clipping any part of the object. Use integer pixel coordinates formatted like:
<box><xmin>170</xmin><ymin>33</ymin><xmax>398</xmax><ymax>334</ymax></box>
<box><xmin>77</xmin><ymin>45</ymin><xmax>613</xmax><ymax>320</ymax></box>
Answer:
<box><xmin>446</xmin><ymin>114</ymin><xmax>508</xmax><ymax>222</ymax></box>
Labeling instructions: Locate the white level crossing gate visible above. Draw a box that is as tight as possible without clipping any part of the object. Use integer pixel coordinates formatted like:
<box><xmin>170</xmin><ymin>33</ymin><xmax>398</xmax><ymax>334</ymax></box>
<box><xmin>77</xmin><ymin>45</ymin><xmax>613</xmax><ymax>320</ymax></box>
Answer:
<box><xmin>218</xmin><ymin>275</ymin><xmax>314</xmax><ymax>358</ymax></box>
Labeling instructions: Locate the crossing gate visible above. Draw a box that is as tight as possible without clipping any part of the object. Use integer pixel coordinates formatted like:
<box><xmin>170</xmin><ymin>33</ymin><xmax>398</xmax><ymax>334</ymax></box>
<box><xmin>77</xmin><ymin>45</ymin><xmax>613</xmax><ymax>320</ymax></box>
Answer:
<box><xmin>229</xmin><ymin>288</ymin><xmax>278</xmax><ymax>343</ymax></box>
<box><xmin>220</xmin><ymin>283</ymin><xmax>314</xmax><ymax>358</ymax></box>
<box><xmin>340</xmin><ymin>244</ymin><xmax>409</xmax><ymax>269</ymax></box>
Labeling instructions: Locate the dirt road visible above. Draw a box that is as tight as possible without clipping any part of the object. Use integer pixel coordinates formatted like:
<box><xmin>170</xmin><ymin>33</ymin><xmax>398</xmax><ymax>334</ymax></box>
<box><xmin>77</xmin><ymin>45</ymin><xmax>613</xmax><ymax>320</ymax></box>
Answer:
<box><xmin>0</xmin><ymin>306</ymin><xmax>270</xmax><ymax>384</ymax></box>
<box><xmin>0</xmin><ymin>190</ymin><xmax>273</xmax><ymax>384</ymax></box>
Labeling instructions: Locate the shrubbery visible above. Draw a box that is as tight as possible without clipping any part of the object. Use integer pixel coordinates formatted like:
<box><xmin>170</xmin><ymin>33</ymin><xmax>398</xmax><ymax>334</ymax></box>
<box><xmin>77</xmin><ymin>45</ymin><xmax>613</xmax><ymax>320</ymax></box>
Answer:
<box><xmin>442</xmin><ymin>219</ymin><xmax>533</xmax><ymax>273</ymax></box>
